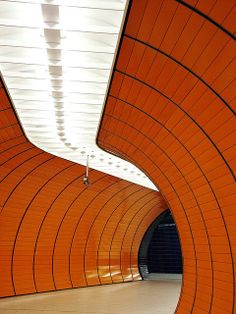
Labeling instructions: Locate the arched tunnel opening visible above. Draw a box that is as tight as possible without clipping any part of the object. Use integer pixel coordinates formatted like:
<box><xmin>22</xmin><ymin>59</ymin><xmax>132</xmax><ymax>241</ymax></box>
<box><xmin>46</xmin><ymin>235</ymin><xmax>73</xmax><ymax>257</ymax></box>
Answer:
<box><xmin>139</xmin><ymin>209</ymin><xmax>183</xmax><ymax>279</ymax></box>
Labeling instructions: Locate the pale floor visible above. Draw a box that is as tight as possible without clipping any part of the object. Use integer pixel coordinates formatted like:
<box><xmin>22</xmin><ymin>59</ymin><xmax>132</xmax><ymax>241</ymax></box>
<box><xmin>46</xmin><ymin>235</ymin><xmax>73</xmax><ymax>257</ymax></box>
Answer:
<box><xmin>0</xmin><ymin>280</ymin><xmax>182</xmax><ymax>314</ymax></box>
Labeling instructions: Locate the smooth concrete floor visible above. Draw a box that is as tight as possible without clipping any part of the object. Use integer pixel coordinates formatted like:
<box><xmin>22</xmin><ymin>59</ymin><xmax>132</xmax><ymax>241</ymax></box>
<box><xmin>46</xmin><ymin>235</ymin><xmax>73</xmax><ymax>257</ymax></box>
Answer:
<box><xmin>0</xmin><ymin>280</ymin><xmax>182</xmax><ymax>314</ymax></box>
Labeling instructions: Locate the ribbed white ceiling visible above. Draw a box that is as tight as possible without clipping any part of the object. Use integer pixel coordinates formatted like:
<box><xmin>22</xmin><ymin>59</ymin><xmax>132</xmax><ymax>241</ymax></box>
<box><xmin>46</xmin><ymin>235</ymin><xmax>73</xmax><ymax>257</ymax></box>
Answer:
<box><xmin>0</xmin><ymin>0</ymin><xmax>157</xmax><ymax>190</ymax></box>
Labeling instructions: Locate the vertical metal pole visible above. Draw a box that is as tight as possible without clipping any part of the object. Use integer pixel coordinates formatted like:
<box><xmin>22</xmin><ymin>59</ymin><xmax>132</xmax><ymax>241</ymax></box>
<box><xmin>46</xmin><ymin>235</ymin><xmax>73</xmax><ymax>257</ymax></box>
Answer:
<box><xmin>86</xmin><ymin>155</ymin><xmax>89</xmax><ymax>178</ymax></box>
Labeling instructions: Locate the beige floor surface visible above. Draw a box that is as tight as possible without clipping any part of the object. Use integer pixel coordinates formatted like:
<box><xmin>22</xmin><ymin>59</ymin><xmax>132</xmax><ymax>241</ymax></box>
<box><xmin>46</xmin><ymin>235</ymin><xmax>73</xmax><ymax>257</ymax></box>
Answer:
<box><xmin>0</xmin><ymin>280</ymin><xmax>182</xmax><ymax>314</ymax></box>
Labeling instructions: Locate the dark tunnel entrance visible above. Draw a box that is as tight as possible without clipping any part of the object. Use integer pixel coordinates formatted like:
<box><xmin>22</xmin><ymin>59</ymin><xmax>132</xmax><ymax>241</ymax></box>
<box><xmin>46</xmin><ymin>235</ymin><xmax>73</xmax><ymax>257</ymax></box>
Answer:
<box><xmin>139</xmin><ymin>209</ymin><xmax>182</xmax><ymax>279</ymax></box>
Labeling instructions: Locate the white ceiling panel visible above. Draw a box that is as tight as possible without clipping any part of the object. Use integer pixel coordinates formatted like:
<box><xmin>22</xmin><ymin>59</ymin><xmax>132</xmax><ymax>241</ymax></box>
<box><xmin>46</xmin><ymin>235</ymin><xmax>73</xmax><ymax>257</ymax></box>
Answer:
<box><xmin>0</xmin><ymin>0</ymin><xmax>157</xmax><ymax>190</ymax></box>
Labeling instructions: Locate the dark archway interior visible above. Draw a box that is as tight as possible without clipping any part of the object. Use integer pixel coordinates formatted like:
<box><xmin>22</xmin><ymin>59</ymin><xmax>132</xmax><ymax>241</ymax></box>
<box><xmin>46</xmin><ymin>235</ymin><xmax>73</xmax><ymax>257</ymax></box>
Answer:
<box><xmin>139</xmin><ymin>210</ymin><xmax>182</xmax><ymax>278</ymax></box>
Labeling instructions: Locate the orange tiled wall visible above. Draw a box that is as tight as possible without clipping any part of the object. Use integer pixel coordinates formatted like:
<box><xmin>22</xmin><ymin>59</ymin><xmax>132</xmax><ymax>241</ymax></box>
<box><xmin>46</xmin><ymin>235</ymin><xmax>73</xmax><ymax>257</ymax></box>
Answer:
<box><xmin>97</xmin><ymin>0</ymin><xmax>236</xmax><ymax>313</ymax></box>
<box><xmin>0</xmin><ymin>78</ymin><xmax>167</xmax><ymax>297</ymax></box>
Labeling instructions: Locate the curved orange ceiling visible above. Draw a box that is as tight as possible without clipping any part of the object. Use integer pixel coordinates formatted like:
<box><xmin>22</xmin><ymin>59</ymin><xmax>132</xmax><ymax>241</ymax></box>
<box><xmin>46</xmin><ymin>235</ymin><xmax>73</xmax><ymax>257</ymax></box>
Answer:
<box><xmin>97</xmin><ymin>0</ymin><xmax>236</xmax><ymax>313</ymax></box>
<box><xmin>0</xmin><ymin>78</ymin><xmax>167</xmax><ymax>297</ymax></box>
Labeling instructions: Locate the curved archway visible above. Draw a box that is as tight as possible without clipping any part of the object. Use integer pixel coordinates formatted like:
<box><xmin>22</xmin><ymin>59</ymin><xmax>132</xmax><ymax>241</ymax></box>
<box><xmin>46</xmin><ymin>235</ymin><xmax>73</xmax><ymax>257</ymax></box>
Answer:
<box><xmin>97</xmin><ymin>1</ymin><xmax>236</xmax><ymax>313</ymax></box>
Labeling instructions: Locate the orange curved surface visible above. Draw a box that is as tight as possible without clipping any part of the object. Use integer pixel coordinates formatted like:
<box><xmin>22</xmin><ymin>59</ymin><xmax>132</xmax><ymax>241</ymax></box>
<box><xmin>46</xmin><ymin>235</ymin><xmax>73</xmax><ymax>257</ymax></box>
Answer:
<box><xmin>0</xmin><ymin>78</ymin><xmax>167</xmax><ymax>297</ymax></box>
<box><xmin>97</xmin><ymin>0</ymin><xmax>236</xmax><ymax>313</ymax></box>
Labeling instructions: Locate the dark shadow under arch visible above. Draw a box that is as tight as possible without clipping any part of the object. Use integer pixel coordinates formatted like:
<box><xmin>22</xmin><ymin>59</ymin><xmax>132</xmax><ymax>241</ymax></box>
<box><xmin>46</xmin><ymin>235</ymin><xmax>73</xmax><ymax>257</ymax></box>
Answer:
<box><xmin>139</xmin><ymin>209</ymin><xmax>182</xmax><ymax>278</ymax></box>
